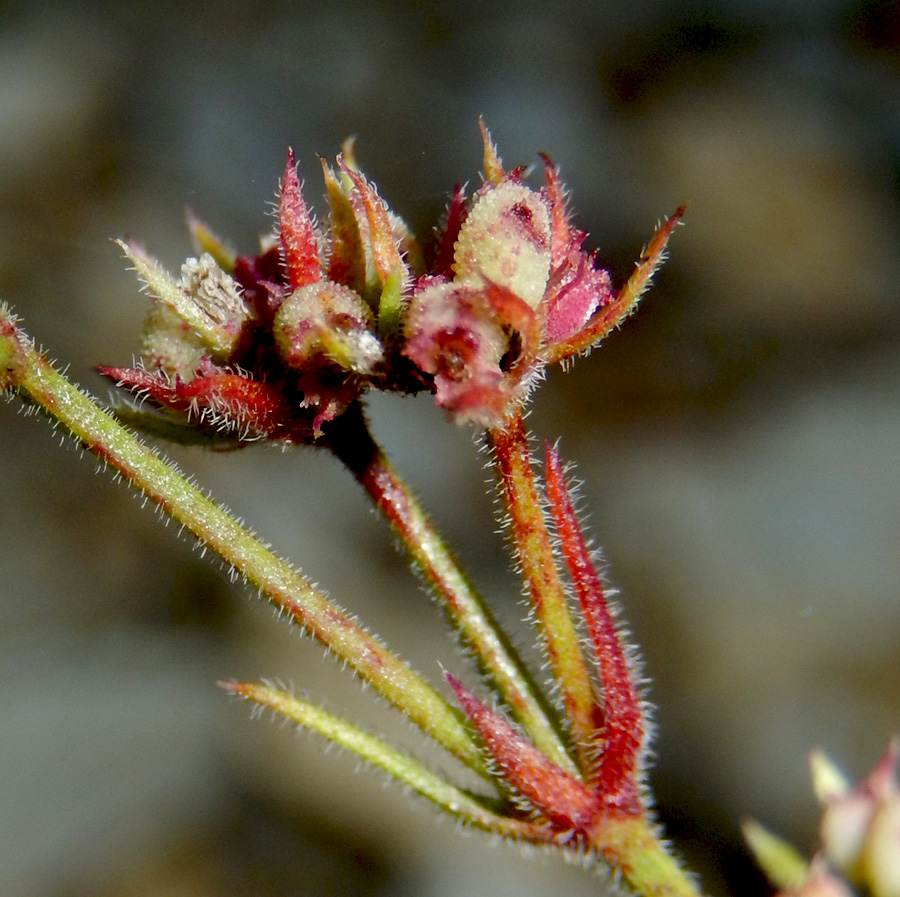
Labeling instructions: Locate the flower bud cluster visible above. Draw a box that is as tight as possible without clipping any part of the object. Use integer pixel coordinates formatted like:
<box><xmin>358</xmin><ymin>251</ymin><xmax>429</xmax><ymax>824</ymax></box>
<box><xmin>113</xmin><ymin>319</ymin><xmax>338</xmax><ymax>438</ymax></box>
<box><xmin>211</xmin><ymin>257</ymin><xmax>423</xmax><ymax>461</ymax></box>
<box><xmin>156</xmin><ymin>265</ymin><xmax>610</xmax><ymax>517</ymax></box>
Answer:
<box><xmin>102</xmin><ymin>125</ymin><xmax>676</xmax><ymax>442</ymax></box>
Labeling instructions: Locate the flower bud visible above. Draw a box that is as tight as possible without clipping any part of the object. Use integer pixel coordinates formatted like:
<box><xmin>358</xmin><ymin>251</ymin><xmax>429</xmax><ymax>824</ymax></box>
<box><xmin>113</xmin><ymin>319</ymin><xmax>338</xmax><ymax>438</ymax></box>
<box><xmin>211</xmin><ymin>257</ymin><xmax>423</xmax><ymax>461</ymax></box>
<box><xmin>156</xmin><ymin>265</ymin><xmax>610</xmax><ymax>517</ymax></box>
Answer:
<box><xmin>819</xmin><ymin>776</ymin><xmax>878</xmax><ymax>878</ymax></box>
<box><xmin>140</xmin><ymin>303</ymin><xmax>207</xmax><ymax>376</ymax></box>
<box><xmin>119</xmin><ymin>239</ymin><xmax>250</xmax><ymax>371</ymax></box>
<box><xmin>777</xmin><ymin>857</ymin><xmax>856</xmax><ymax>897</ymax></box>
<box><xmin>273</xmin><ymin>281</ymin><xmax>383</xmax><ymax>375</ymax></box>
<box><xmin>817</xmin><ymin>741</ymin><xmax>899</xmax><ymax>891</ymax></box>
<box><xmin>453</xmin><ymin>181</ymin><xmax>551</xmax><ymax>309</ymax></box>
<box><xmin>403</xmin><ymin>281</ymin><xmax>512</xmax><ymax>426</ymax></box>
<box><xmin>864</xmin><ymin>793</ymin><xmax>900</xmax><ymax>897</ymax></box>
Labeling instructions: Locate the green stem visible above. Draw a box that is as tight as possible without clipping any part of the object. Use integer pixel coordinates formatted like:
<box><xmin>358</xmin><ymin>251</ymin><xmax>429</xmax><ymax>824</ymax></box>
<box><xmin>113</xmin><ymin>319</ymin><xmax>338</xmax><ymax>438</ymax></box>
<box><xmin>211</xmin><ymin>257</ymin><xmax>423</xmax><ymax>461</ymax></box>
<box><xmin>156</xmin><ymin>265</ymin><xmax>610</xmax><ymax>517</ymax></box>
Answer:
<box><xmin>324</xmin><ymin>403</ymin><xmax>577</xmax><ymax>776</ymax></box>
<box><xmin>0</xmin><ymin>306</ymin><xmax>483</xmax><ymax>773</ymax></box>
<box><xmin>224</xmin><ymin>679</ymin><xmax>550</xmax><ymax>842</ymax></box>
<box><xmin>487</xmin><ymin>410</ymin><xmax>598</xmax><ymax>773</ymax></box>
<box><xmin>589</xmin><ymin>816</ymin><xmax>705</xmax><ymax>897</ymax></box>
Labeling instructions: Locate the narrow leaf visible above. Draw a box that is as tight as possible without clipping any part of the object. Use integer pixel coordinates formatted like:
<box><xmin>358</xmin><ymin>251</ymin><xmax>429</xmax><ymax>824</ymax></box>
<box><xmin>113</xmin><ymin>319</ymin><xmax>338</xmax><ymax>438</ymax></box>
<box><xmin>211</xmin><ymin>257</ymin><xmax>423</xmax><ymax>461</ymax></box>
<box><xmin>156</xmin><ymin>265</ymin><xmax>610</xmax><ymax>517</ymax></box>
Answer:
<box><xmin>322</xmin><ymin>405</ymin><xmax>574</xmax><ymax>775</ymax></box>
<box><xmin>223</xmin><ymin>680</ymin><xmax>546</xmax><ymax>840</ymax></box>
<box><xmin>1</xmin><ymin>310</ymin><xmax>484</xmax><ymax>773</ymax></box>
<box><xmin>488</xmin><ymin>411</ymin><xmax>598</xmax><ymax>773</ymax></box>
<box><xmin>544</xmin><ymin>207</ymin><xmax>684</xmax><ymax>364</ymax></box>
<box><xmin>544</xmin><ymin>442</ymin><xmax>644</xmax><ymax>802</ymax></box>
<box><xmin>447</xmin><ymin>674</ymin><xmax>596</xmax><ymax>831</ymax></box>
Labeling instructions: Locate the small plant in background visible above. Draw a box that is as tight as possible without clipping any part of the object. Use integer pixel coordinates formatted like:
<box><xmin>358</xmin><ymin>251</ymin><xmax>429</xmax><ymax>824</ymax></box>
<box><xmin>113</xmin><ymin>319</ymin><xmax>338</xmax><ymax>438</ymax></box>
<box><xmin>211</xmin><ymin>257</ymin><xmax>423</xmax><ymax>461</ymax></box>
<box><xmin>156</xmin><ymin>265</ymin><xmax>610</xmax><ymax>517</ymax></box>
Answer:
<box><xmin>744</xmin><ymin>741</ymin><xmax>900</xmax><ymax>897</ymax></box>
<box><xmin>2</xmin><ymin>122</ymin><xmax>894</xmax><ymax>895</ymax></box>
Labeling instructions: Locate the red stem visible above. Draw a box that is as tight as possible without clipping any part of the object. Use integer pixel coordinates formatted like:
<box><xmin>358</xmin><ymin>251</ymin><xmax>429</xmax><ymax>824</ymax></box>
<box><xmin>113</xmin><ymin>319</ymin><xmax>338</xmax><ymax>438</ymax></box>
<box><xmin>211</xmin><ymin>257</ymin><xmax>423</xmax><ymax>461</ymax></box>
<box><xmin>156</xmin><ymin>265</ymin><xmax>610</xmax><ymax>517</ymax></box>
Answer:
<box><xmin>323</xmin><ymin>402</ymin><xmax>576</xmax><ymax>775</ymax></box>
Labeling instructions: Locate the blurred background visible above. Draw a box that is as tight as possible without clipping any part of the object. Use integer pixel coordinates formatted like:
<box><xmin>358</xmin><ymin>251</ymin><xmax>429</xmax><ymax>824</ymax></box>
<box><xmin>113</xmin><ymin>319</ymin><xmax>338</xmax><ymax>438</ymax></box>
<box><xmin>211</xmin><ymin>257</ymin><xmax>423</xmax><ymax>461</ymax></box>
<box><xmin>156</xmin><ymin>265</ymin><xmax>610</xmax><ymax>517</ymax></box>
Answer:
<box><xmin>1</xmin><ymin>0</ymin><xmax>899</xmax><ymax>894</ymax></box>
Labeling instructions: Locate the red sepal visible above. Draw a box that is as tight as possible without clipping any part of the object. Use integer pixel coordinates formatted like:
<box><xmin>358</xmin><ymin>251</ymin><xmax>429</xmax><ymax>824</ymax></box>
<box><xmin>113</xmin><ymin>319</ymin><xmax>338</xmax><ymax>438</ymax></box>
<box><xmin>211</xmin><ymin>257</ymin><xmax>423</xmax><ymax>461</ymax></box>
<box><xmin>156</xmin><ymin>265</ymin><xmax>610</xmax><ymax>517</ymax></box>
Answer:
<box><xmin>98</xmin><ymin>363</ymin><xmax>314</xmax><ymax>444</ymax></box>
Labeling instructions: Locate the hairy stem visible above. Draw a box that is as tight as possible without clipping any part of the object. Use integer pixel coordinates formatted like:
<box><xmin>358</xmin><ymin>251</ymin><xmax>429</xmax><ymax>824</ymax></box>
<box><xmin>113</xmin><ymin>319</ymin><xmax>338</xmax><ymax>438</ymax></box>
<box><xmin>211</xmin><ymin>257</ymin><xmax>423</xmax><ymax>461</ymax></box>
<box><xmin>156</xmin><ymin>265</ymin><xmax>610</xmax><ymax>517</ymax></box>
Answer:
<box><xmin>0</xmin><ymin>306</ymin><xmax>483</xmax><ymax>772</ymax></box>
<box><xmin>589</xmin><ymin>816</ymin><xmax>704</xmax><ymax>897</ymax></box>
<box><xmin>487</xmin><ymin>410</ymin><xmax>598</xmax><ymax>772</ymax></box>
<box><xmin>324</xmin><ymin>403</ymin><xmax>576</xmax><ymax>776</ymax></box>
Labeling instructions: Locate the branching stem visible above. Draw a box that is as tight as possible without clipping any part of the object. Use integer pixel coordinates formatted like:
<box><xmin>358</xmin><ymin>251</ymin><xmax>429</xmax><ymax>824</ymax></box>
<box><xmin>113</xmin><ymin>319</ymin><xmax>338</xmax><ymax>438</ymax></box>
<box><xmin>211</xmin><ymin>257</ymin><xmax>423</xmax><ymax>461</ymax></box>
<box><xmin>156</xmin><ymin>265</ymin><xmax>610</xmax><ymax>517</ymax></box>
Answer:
<box><xmin>324</xmin><ymin>403</ymin><xmax>577</xmax><ymax>775</ymax></box>
<box><xmin>0</xmin><ymin>306</ymin><xmax>483</xmax><ymax>773</ymax></box>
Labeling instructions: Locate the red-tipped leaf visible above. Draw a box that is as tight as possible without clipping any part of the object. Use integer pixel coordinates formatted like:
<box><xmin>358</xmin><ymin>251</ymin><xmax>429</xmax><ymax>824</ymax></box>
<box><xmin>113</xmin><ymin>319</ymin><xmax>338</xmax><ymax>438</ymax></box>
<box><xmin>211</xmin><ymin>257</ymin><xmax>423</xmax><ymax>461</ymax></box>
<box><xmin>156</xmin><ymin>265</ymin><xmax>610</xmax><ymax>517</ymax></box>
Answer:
<box><xmin>447</xmin><ymin>673</ymin><xmax>596</xmax><ymax>832</ymax></box>
<box><xmin>544</xmin><ymin>442</ymin><xmax>645</xmax><ymax>808</ymax></box>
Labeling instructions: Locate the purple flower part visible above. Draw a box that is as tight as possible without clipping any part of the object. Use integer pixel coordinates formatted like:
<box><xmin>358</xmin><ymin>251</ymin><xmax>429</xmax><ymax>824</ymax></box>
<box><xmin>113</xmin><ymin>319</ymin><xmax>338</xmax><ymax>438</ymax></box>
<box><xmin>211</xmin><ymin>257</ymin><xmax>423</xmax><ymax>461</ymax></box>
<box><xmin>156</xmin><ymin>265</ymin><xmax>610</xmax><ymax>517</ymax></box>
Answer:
<box><xmin>403</xmin><ymin>281</ymin><xmax>512</xmax><ymax>426</ymax></box>
<box><xmin>542</xmin><ymin>252</ymin><xmax>614</xmax><ymax>346</ymax></box>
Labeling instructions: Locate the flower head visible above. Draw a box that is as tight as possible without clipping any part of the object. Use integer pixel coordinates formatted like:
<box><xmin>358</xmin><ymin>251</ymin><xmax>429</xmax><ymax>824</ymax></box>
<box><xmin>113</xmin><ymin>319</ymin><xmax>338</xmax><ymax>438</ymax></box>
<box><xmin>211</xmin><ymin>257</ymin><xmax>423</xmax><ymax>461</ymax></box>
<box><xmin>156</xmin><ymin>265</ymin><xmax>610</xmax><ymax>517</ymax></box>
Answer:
<box><xmin>102</xmin><ymin>124</ymin><xmax>681</xmax><ymax>438</ymax></box>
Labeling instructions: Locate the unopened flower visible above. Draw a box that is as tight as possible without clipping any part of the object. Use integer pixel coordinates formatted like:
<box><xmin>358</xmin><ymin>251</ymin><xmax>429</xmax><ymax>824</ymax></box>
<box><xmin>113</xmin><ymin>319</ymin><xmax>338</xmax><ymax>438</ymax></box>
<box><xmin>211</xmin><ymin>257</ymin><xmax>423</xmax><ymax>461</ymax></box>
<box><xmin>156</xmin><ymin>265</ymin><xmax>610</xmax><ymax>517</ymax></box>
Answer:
<box><xmin>273</xmin><ymin>281</ymin><xmax>383</xmax><ymax>375</ymax></box>
<box><xmin>402</xmin><ymin>127</ymin><xmax>622</xmax><ymax>425</ymax></box>
<box><xmin>780</xmin><ymin>857</ymin><xmax>856</xmax><ymax>897</ymax></box>
<box><xmin>102</xmin><ymin>124</ymin><xmax>680</xmax><ymax>441</ymax></box>
<box><xmin>748</xmin><ymin>740</ymin><xmax>900</xmax><ymax>897</ymax></box>
<box><xmin>816</xmin><ymin>740</ymin><xmax>900</xmax><ymax>896</ymax></box>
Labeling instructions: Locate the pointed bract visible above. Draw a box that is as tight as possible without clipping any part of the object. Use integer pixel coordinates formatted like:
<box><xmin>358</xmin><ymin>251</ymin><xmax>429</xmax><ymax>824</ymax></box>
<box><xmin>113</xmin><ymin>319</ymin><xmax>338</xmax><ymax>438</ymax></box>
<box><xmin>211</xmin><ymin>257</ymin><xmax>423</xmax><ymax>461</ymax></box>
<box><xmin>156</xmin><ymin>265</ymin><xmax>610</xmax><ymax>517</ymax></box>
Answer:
<box><xmin>279</xmin><ymin>148</ymin><xmax>321</xmax><ymax>290</ymax></box>
<box><xmin>320</xmin><ymin>158</ymin><xmax>367</xmax><ymax>294</ymax></box>
<box><xmin>544</xmin><ymin>206</ymin><xmax>684</xmax><ymax>364</ymax></box>
<box><xmin>338</xmin><ymin>160</ymin><xmax>405</xmax><ymax>286</ymax></box>
<box><xmin>539</xmin><ymin>154</ymin><xmax>573</xmax><ymax>269</ymax></box>
<box><xmin>432</xmin><ymin>183</ymin><xmax>468</xmax><ymax>278</ymax></box>
<box><xmin>186</xmin><ymin>209</ymin><xmax>237</xmax><ymax>273</ymax></box>
<box><xmin>479</xmin><ymin>119</ymin><xmax>505</xmax><ymax>186</ymax></box>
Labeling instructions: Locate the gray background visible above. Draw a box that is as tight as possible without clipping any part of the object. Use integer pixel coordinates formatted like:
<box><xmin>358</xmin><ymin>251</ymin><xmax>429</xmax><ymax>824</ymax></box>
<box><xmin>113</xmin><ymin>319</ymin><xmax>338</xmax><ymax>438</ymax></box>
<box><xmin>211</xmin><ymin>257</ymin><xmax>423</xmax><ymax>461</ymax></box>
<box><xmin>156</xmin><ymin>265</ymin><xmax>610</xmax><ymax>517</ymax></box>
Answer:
<box><xmin>1</xmin><ymin>1</ymin><xmax>899</xmax><ymax>895</ymax></box>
